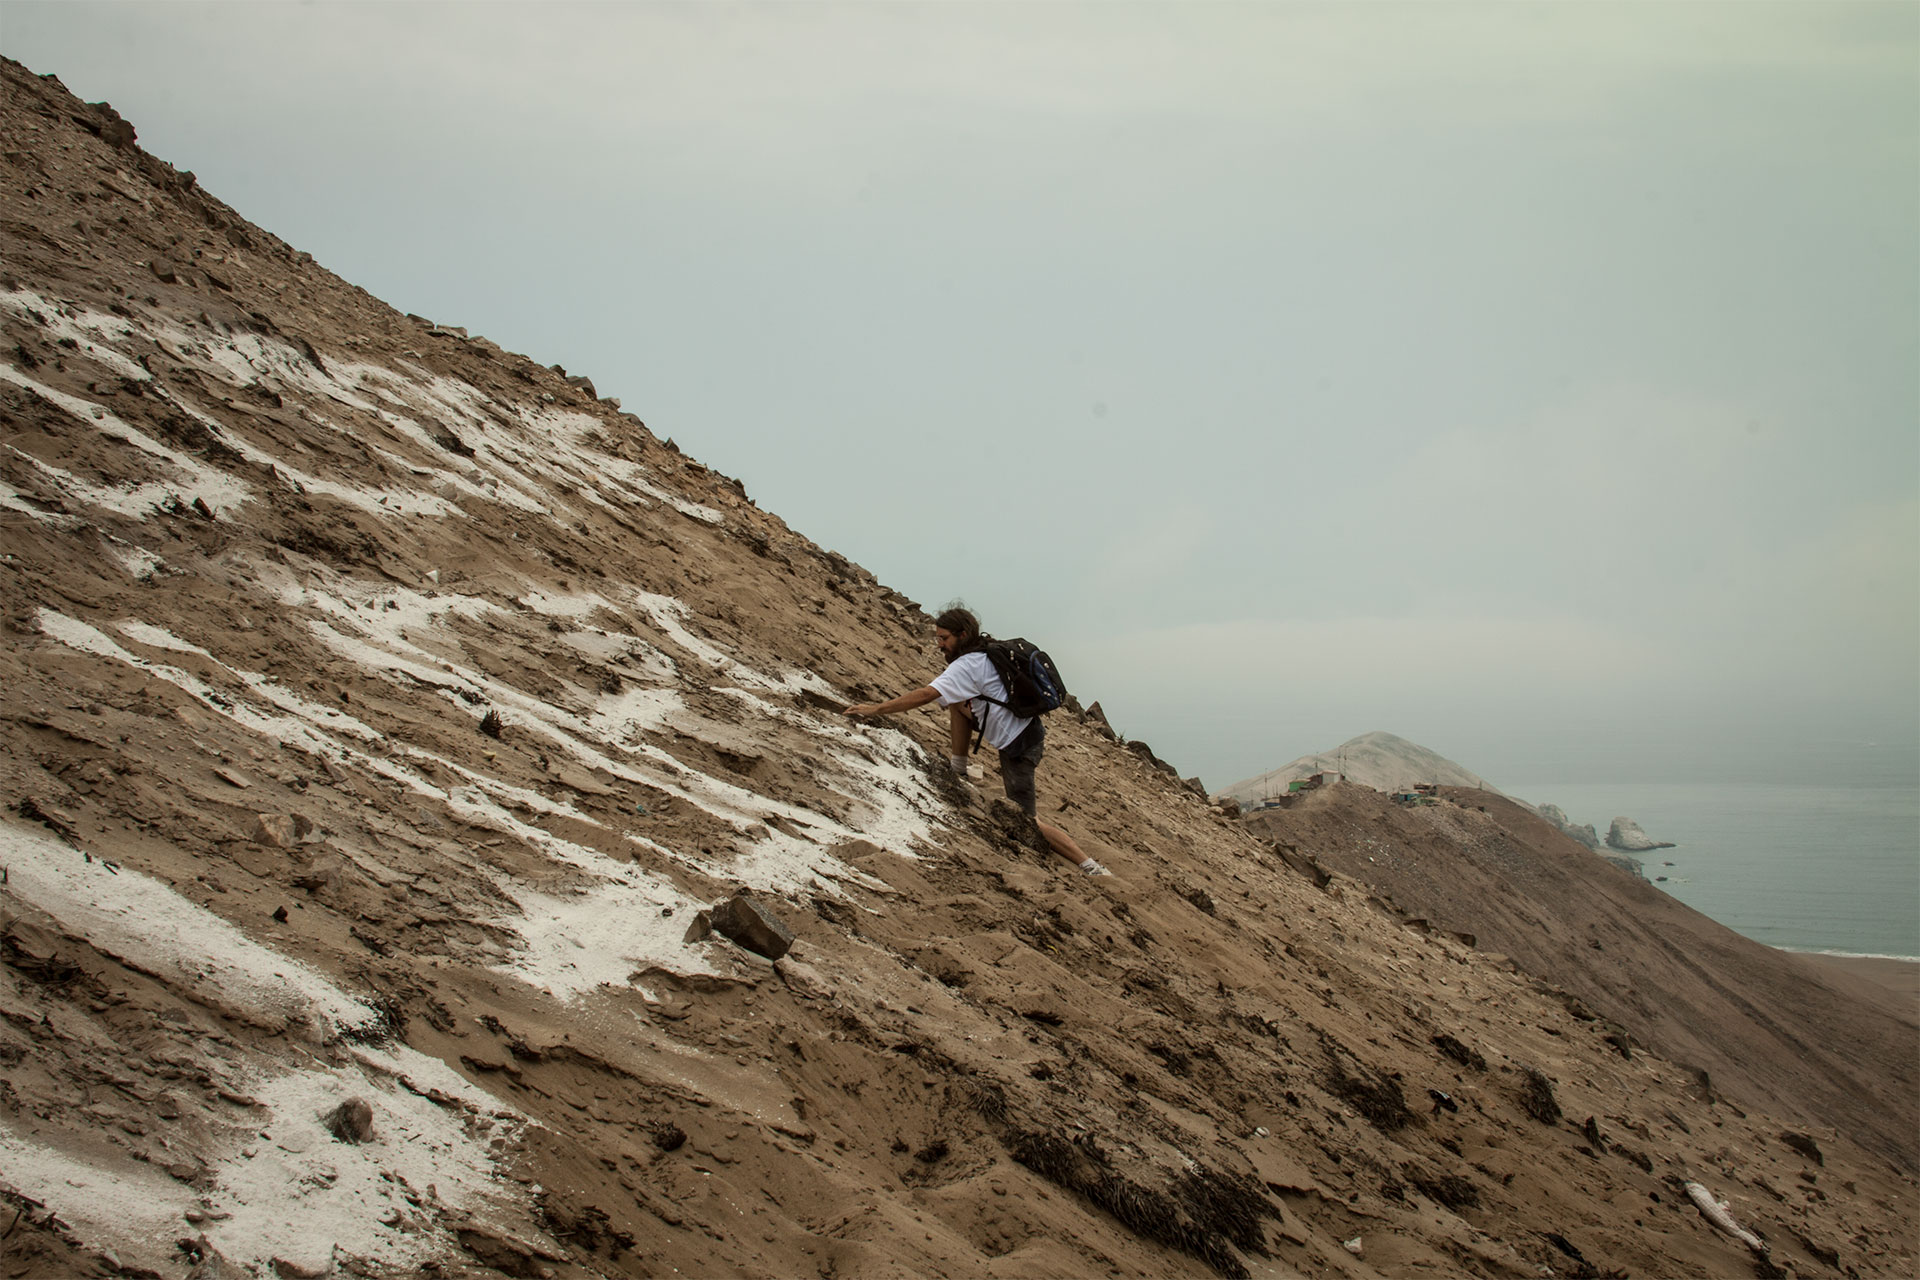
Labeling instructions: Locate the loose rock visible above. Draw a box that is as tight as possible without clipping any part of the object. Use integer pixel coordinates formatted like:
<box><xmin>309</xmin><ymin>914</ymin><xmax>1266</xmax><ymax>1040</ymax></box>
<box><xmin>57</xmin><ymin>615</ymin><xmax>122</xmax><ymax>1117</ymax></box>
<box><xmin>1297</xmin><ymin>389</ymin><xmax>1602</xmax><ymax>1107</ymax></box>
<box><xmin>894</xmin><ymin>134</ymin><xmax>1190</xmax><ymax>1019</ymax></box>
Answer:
<box><xmin>709</xmin><ymin>894</ymin><xmax>795</xmax><ymax>961</ymax></box>
<box><xmin>323</xmin><ymin>1097</ymin><xmax>375</xmax><ymax>1144</ymax></box>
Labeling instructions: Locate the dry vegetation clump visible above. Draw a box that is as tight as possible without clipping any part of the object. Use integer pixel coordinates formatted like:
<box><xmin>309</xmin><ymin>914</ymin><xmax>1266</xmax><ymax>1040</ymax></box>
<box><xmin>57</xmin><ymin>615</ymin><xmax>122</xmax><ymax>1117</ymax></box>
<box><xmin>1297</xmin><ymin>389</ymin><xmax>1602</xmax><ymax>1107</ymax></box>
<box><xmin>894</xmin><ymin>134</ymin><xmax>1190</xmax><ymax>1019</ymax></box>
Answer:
<box><xmin>1321</xmin><ymin>1037</ymin><xmax>1414</xmax><ymax>1132</ymax></box>
<box><xmin>1520</xmin><ymin>1066</ymin><xmax>1563</xmax><ymax>1126</ymax></box>
<box><xmin>1004</xmin><ymin>1128</ymin><xmax>1277</xmax><ymax>1279</ymax></box>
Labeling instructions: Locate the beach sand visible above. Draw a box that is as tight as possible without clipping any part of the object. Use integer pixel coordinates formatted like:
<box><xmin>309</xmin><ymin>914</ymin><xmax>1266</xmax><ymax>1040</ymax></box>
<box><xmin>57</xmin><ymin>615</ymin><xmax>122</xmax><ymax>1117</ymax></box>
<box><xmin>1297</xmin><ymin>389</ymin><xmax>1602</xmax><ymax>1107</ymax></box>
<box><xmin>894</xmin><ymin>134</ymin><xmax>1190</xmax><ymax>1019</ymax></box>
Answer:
<box><xmin>1798</xmin><ymin>951</ymin><xmax>1920</xmax><ymax>1003</ymax></box>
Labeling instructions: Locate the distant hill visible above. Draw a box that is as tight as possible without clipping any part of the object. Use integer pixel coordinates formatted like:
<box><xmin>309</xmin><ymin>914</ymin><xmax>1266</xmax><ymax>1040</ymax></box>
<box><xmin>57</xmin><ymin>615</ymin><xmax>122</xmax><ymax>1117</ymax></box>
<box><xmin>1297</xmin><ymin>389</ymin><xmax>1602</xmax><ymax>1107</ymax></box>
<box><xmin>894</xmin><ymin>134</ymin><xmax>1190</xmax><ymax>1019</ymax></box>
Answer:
<box><xmin>1217</xmin><ymin>730</ymin><xmax>1497</xmax><ymax>802</ymax></box>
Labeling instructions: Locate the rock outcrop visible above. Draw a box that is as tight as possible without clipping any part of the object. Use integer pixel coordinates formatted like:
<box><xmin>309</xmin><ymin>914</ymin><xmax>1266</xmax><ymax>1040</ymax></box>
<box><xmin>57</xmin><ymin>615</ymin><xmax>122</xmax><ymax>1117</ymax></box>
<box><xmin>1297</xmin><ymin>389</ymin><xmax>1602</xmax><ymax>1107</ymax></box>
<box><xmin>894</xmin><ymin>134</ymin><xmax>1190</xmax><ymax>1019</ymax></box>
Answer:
<box><xmin>1607</xmin><ymin>816</ymin><xmax>1677</xmax><ymax>851</ymax></box>
<box><xmin>1536</xmin><ymin>801</ymin><xmax>1603</xmax><ymax>849</ymax></box>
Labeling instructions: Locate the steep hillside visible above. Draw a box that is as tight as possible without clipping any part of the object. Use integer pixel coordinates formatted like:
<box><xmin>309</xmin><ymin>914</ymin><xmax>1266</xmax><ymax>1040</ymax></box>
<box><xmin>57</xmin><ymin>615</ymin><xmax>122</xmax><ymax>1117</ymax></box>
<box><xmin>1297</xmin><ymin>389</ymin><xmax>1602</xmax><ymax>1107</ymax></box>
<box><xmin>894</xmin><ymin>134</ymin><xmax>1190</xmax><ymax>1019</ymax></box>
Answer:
<box><xmin>1243</xmin><ymin>785</ymin><xmax>1919</xmax><ymax>1177</ymax></box>
<box><xmin>1218</xmin><ymin>732</ymin><xmax>1497</xmax><ymax>805</ymax></box>
<box><xmin>2</xmin><ymin>60</ymin><xmax>1914</xmax><ymax>1280</ymax></box>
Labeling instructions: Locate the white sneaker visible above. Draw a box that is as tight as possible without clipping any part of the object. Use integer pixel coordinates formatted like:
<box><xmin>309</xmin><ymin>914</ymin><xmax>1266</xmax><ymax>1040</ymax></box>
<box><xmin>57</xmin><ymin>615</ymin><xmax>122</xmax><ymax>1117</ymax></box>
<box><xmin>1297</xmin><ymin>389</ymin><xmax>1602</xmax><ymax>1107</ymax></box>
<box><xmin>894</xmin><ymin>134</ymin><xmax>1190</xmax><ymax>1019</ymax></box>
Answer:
<box><xmin>1081</xmin><ymin>861</ymin><xmax>1112</xmax><ymax>876</ymax></box>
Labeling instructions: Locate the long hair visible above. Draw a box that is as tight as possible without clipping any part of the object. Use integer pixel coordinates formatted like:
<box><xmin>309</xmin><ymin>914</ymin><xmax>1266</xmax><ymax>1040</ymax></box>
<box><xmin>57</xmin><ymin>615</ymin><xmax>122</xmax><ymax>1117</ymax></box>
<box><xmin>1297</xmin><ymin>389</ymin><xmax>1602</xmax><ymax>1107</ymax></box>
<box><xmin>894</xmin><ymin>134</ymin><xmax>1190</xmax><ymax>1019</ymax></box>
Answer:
<box><xmin>935</xmin><ymin>605</ymin><xmax>989</xmax><ymax>661</ymax></box>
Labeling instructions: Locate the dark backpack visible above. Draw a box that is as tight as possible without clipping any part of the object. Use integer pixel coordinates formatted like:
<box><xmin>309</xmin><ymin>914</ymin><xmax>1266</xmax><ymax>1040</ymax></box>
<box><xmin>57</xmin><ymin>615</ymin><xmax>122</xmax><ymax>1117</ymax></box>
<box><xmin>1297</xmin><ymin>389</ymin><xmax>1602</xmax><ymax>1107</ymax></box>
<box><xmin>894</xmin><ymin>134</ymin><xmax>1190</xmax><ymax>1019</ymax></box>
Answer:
<box><xmin>977</xmin><ymin>637</ymin><xmax>1067</xmax><ymax>720</ymax></box>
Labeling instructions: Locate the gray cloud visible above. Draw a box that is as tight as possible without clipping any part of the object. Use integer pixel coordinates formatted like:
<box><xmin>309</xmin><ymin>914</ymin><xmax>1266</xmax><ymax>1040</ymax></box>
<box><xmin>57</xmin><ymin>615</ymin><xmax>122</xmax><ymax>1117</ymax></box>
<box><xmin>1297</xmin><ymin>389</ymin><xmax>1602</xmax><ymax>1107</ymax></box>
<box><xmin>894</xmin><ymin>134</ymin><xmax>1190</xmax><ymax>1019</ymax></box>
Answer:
<box><xmin>6</xmin><ymin>0</ymin><xmax>1913</xmax><ymax>787</ymax></box>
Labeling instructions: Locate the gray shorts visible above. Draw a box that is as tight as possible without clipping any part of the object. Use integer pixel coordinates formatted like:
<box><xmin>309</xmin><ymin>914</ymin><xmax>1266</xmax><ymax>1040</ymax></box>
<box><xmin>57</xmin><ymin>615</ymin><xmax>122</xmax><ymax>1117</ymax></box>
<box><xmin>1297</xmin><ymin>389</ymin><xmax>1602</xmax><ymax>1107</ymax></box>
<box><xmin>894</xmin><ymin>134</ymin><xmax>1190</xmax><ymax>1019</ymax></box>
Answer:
<box><xmin>999</xmin><ymin>720</ymin><xmax>1045</xmax><ymax>817</ymax></box>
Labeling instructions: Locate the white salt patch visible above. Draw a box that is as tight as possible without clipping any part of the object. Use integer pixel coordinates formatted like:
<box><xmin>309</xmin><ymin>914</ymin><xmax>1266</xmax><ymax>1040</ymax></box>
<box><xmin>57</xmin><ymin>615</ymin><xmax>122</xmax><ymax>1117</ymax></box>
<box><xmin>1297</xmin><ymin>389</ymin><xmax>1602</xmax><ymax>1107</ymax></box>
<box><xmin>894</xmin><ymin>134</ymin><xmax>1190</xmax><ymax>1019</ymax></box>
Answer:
<box><xmin>348</xmin><ymin>1040</ymin><xmax>513</xmax><ymax>1116</ymax></box>
<box><xmin>629</xmin><ymin>473</ymin><xmax>724</xmax><ymax>524</ymax></box>
<box><xmin>629</xmin><ymin>592</ymin><xmax>777</xmax><ymax>688</ymax></box>
<box><xmin>711</xmin><ymin>687</ymin><xmax>946</xmax><ymax>858</ymax></box>
<box><xmin>158</xmin><ymin>384</ymin><xmax>458</xmax><ymax>518</ymax></box>
<box><xmin>0</xmin><ymin>1121</ymin><xmax>195</xmax><ymax>1274</ymax></box>
<box><xmin>105</xmin><ymin>539</ymin><xmax>166</xmax><ymax>580</ymax></box>
<box><xmin>505</xmin><ymin>880</ymin><xmax>727</xmax><ymax>998</ymax></box>
<box><xmin>286</xmin><ymin>579</ymin><xmax>943</xmax><ymax>872</ymax></box>
<box><xmin>589</xmin><ymin>686</ymin><xmax>684</xmax><ymax>741</ymax></box>
<box><xmin>0</xmin><ymin>288</ymin><xmax>150</xmax><ymax>382</ymax></box>
<box><xmin>0</xmin><ymin>363</ymin><xmax>254</xmax><ymax>518</ymax></box>
<box><xmin>44</xmin><ymin>609</ymin><xmax>732</xmax><ymax>1000</ymax></box>
<box><xmin>45</xmin><ymin>573</ymin><xmax>947</xmax><ymax>997</ymax></box>
<box><xmin>817</xmin><ymin>735</ymin><xmax>950</xmax><ymax>860</ymax></box>
<box><xmin>42</xmin><ymin>612</ymin><xmax>381</xmax><ymax>760</ymax></box>
<box><xmin>557</xmin><ymin>625</ymin><xmax>676</xmax><ymax>677</ymax></box>
<box><xmin>437</xmin><ymin>785</ymin><xmax>742</xmax><ymax>994</ymax></box>
<box><xmin>4</xmin><ymin>442</ymin><xmax>194</xmax><ymax>521</ymax></box>
<box><xmin>518</xmin><ymin>588</ymin><xmax>618</xmax><ymax>618</ymax></box>
<box><xmin>202</xmin><ymin>1057</ymin><xmax>530</xmax><ymax>1276</ymax></box>
<box><xmin>181</xmin><ymin>329</ymin><xmax>378</xmax><ymax>414</ymax></box>
<box><xmin>117</xmin><ymin>617</ymin><xmax>208</xmax><ymax>653</ymax></box>
<box><xmin>0</xmin><ymin>473</ymin><xmax>77</xmax><ymax>525</ymax></box>
<box><xmin>0</xmin><ymin>821</ymin><xmax>377</xmax><ymax>1039</ymax></box>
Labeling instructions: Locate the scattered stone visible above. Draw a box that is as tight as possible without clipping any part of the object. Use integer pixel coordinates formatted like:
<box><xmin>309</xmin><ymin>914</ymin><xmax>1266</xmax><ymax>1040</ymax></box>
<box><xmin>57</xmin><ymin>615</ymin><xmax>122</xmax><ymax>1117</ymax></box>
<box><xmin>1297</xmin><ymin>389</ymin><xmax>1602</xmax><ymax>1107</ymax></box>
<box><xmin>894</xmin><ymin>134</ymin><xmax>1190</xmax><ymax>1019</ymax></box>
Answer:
<box><xmin>323</xmin><ymin>1097</ymin><xmax>376</xmax><ymax>1144</ymax></box>
<box><xmin>681</xmin><ymin>909</ymin><xmax>713</xmax><ymax>944</ymax></box>
<box><xmin>1780</xmin><ymin>1131</ymin><xmax>1824</xmax><ymax>1166</ymax></box>
<box><xmin>455</xmin><ymin>1227</ymin><xmax>553</xmax><ymax>1278</ymax></box>
<box><xmin>653</xmin><ymin>1122</ymin><xmax>687</xmax><ymax>1151</ymax></box>
<box><xmin>1583</xmin><ymin>1115</ymin><xmax>1606</xmax><ymax>1151</ymax></box>
<box><xmin>479</xmin><ymin>709</ymin><xmax>504</xmax><ymax>738</ymax></box>
<box><xmin>266</xmin><ymin>1245</ymin><xmax>336</xmax><ymax>1279</ymax></box>
<box><xmin>250</xmin><ymin>813</ymin><xmax>314</xmax><ymax>846</ymax></box>
<box><xmin>289</xmin><ymin>854</ymin><xmax>341</xmax><ymax>893</ymax></box>
<box><xmin>213</xmin><ymin>767</ymin><xmax>253</xmax><ymax>789</ymax></box>
<box><xmin>15</xmin><ymin>796</ymin><xmax>79</xmax><ymax>843</ymax></box>
<box><xmin>709</xmin><ymin>893</ymin><xmax>795</xmax><ymax>961</ymax></box>
<box><xmin>1343</xmin><ymin>1237</ymin><xmax>1364</xmax><ymax>1256</ymax></box>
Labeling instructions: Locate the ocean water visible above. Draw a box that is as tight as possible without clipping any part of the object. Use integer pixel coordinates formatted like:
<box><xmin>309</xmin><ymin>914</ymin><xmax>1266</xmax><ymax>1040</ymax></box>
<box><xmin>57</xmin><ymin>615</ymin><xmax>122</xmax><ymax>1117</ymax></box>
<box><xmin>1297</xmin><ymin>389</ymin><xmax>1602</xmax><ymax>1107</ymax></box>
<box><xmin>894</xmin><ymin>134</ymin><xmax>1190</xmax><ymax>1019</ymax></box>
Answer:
<box><xmin>1506</xmin><ymin>771</ymin><xmax>1920</xmax><ymax>960</ymax></box>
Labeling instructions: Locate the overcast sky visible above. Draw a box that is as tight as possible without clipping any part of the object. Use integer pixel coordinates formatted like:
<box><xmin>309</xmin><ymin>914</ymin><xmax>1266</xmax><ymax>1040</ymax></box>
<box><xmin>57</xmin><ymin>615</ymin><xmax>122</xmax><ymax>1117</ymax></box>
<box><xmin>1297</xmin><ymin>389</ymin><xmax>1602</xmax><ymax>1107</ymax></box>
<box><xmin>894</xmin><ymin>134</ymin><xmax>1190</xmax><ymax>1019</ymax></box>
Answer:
<box><xmin>6</xmin><ymin>1</ymin><xmax>1915</xmax><ymax>789</ymax></box>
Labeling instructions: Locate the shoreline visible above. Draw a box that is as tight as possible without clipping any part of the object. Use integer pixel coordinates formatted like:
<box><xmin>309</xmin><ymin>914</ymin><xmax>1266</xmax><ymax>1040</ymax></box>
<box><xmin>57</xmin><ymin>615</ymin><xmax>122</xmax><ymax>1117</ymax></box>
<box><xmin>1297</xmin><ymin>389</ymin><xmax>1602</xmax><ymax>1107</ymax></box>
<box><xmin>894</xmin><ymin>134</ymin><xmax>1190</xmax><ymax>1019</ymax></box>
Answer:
<box><xmin>1791</xmin><ymin>950</ymin><xmax>1920</xmax><ymax>1001</ymax></box>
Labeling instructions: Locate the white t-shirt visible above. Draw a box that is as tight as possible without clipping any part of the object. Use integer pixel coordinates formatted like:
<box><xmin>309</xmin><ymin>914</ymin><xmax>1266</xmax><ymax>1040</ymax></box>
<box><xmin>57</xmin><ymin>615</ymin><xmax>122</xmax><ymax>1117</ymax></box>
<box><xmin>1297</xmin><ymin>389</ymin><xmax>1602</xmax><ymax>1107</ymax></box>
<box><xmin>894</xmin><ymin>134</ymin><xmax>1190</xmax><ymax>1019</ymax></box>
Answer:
<box><xmin>929</xmin><ymin>651</ymin><xmax>1033</xmax><ymax>751</ymax></box>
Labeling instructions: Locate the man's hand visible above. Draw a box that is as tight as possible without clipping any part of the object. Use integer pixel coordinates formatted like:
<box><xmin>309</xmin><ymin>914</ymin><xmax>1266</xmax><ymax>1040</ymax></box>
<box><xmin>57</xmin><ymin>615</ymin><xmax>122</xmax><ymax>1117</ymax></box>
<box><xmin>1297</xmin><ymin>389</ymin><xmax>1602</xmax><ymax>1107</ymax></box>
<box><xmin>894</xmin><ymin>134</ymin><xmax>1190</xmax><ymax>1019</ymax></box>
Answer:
<box><xmin>843</xmin><ymin>686</ymin><xmax>941</xmax><ymax>720</ymax></box>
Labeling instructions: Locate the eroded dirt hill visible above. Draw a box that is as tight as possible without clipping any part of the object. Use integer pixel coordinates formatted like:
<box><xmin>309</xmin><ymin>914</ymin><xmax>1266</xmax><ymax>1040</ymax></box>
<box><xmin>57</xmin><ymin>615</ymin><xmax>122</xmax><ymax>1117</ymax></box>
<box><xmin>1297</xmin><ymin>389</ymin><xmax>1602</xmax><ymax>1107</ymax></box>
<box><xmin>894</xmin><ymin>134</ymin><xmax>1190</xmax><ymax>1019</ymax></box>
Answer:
<box><xmin>2</xmin><ymin>59</ymin><xmax>1915</xmax><ymax>1280</ymax></box>
<box><xmin>1243</xmin><ymin>785</ymin><xmax>1919</xmax><ymax>1180</ymax></box>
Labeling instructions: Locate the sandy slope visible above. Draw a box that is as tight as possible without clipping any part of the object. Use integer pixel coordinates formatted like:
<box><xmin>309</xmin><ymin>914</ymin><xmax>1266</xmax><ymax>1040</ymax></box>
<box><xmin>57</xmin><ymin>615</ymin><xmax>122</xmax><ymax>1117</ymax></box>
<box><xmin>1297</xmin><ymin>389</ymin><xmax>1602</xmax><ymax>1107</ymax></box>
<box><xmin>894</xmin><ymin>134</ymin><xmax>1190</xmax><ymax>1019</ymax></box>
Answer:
<box><xmin>1244</xmin><ymin>785</ymin><xmax>1919</xmax><ymax>1177</ymax></box>
<box><xmin>1</xmin><ymin>58</ymin><xmax>1915</xmax><ymax>1279</ymax></box>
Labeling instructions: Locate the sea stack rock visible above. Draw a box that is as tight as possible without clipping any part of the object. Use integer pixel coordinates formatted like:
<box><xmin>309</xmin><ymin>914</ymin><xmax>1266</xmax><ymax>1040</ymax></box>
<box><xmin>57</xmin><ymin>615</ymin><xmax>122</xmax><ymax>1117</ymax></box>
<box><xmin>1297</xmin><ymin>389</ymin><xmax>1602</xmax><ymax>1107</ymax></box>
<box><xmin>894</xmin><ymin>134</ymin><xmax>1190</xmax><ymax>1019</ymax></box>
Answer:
<box><xmin>1538</xmin><ymin>803</ymin><xmax>1603</xmax><ymax>850</ymax></box>
<box><xmin>1607</xmin><ymin>817</ymin><xmax>1675</xmax><ymax>852</ymax></box>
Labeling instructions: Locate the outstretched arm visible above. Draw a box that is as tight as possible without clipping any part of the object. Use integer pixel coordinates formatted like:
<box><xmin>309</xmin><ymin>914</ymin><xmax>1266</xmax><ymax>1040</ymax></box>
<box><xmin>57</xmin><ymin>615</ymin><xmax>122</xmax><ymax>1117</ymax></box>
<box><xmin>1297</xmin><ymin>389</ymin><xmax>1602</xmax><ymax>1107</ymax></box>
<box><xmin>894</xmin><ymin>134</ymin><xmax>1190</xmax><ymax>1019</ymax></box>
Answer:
<box><xmin>843</xmin><ymin>686</ymin><xmax>941</xmax><ymax>719</ymax></box>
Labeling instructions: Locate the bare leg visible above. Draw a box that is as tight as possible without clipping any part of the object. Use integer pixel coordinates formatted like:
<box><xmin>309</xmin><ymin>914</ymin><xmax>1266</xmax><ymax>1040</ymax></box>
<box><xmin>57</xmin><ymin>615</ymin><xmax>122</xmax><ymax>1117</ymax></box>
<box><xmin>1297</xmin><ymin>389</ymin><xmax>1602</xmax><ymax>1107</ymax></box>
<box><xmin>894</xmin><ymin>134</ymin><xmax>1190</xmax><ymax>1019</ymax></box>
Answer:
<box><xmin>947</xmin><ymin>705</ymin><xmax>971</xmax><ymax>760</ymax></box>
<box><xmin>1036</xmin><ymin>819</ymin><xmax>1089</xmax><ymax>868</ymax></box>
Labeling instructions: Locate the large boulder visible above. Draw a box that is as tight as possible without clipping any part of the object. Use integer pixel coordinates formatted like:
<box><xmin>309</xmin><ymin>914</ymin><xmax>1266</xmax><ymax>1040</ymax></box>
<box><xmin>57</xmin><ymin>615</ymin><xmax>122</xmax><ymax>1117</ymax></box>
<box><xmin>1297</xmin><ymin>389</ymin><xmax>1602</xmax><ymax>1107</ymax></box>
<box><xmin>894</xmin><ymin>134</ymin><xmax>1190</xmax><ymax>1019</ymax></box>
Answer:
<box><xmin>1607</xmin><ymin>817</ymin><xmax>1675</xmax><ymax>852</ymax></box>
<box><xmin>708</xmin><ymin>893</ymin><xmax>796</xmax><ymax>961</ymax></box>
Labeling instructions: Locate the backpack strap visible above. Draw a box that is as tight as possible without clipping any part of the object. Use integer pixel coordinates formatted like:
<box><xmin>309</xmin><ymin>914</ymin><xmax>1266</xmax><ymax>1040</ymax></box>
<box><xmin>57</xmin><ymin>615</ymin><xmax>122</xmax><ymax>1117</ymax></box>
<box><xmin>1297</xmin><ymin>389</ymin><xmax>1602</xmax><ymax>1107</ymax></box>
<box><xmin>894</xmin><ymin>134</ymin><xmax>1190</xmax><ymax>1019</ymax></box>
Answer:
<box><xmin>968</xmin><ymin>646</ymin><xmax>1013</xmax><ymax>752</ymax></box>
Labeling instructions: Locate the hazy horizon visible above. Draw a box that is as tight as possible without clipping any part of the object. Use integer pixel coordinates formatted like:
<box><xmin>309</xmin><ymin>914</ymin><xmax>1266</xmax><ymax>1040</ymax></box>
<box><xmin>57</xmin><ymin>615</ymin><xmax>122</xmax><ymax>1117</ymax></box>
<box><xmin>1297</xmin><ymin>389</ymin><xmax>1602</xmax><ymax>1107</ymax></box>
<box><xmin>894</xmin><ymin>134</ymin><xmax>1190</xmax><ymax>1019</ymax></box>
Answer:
<box><xmin>5</xmin><ymin>2</ymin><xmax>1914</xmax><ymax>789</ymax></box>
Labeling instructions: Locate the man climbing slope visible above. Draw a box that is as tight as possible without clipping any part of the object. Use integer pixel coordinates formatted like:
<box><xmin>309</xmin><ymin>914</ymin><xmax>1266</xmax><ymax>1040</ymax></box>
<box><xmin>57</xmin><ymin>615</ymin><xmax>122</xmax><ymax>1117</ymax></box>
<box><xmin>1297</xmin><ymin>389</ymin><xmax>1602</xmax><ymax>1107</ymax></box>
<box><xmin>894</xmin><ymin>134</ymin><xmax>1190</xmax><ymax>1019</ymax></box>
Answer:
<box><xmin>843</xmin><ymin>607</ymin><xmax>1111</xmax><ymax>876</ymax></box>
